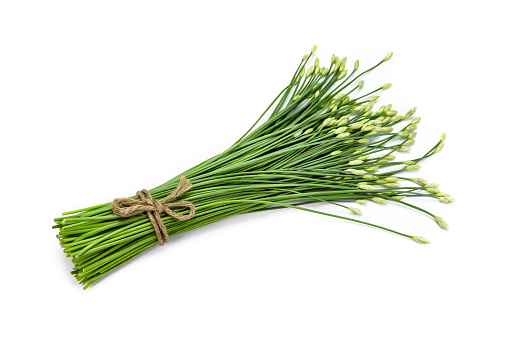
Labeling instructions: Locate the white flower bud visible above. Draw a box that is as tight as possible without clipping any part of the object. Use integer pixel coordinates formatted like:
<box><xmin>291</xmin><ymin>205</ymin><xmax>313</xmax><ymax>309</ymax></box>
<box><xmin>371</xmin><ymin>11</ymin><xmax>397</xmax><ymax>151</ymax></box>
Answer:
<box><xmin>369</xmin><ymin>96</ymin><xmax>380</xmax><ymax>102</ymax></box>
<box><xmin>425</xmin><ymin>182</ymin><xmax>439</xmax><ymax>188</ymax></box>
<box><xmin>411</xmin><ymin>236</ymin><xmax>430</xmax><ymax>244</ymax></box>
<box><xmin>348</xmin><ymin>159</ymin><xmax>364</xmax><ymax>165</ymax></box>
<box><xmin>386</xmin><ymin>109</ymin><xmax>398</xmax><ymax>116</ymax></box>
<box><xmin>351</xmin><ymin>169</ymin><xmax>367</xmax><ymax>175</ymax></box>
<box><xmin>391</xmin><ymin>115</ymin><xmax>403</xmax><ymax>122</ymax></box>
<box><xmin>357</xmin><ymin>80</ymin><xmax>364</xmax><ymax>88</ymax></box>
<box><xmin>440</xmin><ymin>133</ymin><xmax>447</xmax><ymax>141</ymax></box>
<box><xmin>434</xmin><ymin>216</ymin><xmax>449</xmax><ymax>230</ymax></box>
<box><xmin>398</xmin><ymin>131</ymin><xmax>409</xmax><ymax>138</ymax></box>
<box><xmin>354</xmin><ymin>59</ymin><xmax>359</xmax><ymax>70</ymax></box>
<box><xmin>356</xmin><ymin>199</ymin><xmax>368</xmax><ymax>204</ymax></box>
<box><xmin>311</xmin><ymin>45</ymin><xmax>317</xmax><ymax>53</ymax></box>
<box><xmin>385</xmin><ymin>177</ymin><xmax>400</xmax><ymax>183</ymax></box>
<box><xmin>405</xmin><ymin>124</ymin><xmax>417</xmax><ymax>131</ymax></box>
<box><xmin>408</xmin><ymin>132</ymin><xmax>417</xmax><ymax>139</ymax></box>
<box><xmin>357</xmin><ymin>138</ymin><xmax>369</xmax><ymax>143</ymax></box>
<box><xmin>382</xmin><ymin>83</ymin><xmax>392</xmax><ymax>90</ymax></box>
<box><xmin>403</xmin><ymin>139</ymin><xmax>415</xmax><ymax>146</ymax></box>
<box><xmin>302</xmin><ymin>54</ymin><xmax>309</xmax><ymax>60</ymax></box>
<box><xmin>384</xmin><ymin>182</ymin><xmax>400</xmax><ymax>188</ymax></box>
<box><xmin>337</xmin><ymin>70</ymin><xmax>347</xmax><ymax>80</ymax></box>
<box><xmin>314</xmin><ymin>57</ymin><xmax>320</xmax><ymax>68</ymax></box>
<box><xmin>359</xmin><ymin>184</ymin><xmax>375</xmax><ymax>190</ymax></box>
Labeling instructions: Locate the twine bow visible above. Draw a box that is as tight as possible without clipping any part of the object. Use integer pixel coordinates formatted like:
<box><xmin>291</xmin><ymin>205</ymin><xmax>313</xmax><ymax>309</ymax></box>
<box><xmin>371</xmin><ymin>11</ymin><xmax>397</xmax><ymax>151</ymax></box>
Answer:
<box><xmin>111</xmin><ymin>176</ymin><xmax>195</xmax><ymax>245</ymax></box>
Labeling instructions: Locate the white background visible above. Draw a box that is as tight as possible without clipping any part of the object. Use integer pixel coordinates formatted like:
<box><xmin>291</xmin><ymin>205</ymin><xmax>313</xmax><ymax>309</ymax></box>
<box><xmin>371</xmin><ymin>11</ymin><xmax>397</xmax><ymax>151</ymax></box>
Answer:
<box><xmin>1</xmin><ymin>1</ymin><xmax>507</xmax><ymax>337</ymax></box>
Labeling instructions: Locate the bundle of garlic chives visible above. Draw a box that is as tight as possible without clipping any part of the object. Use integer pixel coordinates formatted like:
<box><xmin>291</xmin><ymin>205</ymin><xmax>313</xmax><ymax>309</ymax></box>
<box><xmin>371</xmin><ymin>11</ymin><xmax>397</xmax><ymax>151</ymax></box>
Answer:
<box><xmin>54</xmin><ymin>46</ymin><xmax>453</xmax><ymax>289</ymax></box>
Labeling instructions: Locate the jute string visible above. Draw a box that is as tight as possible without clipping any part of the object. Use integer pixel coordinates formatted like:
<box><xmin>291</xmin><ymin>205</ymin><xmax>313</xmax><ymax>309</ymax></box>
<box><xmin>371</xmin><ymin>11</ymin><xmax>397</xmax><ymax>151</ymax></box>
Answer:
<box><xmin>111</xmin><ymin>176</ymin><xmax>195</xmax><ymax>245</ymax></box>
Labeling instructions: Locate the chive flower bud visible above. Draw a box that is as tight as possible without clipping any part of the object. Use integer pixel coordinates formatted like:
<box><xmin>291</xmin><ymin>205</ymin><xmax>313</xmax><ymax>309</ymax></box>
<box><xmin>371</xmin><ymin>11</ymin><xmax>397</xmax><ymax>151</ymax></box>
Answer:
<box><xmin>369</xmin><ymin>96</ymin><xmax>380</xmax><ymax>102</ymax></box>
<box><xmin>348</xmin><ymin>160</ymin><xmax>364</xmax><ymax>165</ymax></box>
<box><xmin>404</xmin><ymin>107</ymin><xmax>417</xmax><ymax>119</ymax></box>
<box><xmin>433</xmin><ymin>216</ymin><xmax>449</xmax><ymax>230</ymax></box>
<box><xmin>411</xmin><ymin>236</ymin><xmax>430</xmax><ymax>244</ymax></box>
<box><xmin>302</xmin><ymin>54</ymin><xmax>309</xmax><ymax>60</ymax></box>
<box><xmin>405</xmin><ymin>164</ymin><xmax>421</xmax><ymax>171</ymax></box>
<box><xmin>348</xmin><ymin>207</ymin><xmax>362</xmax><ymax>215</ymax></box>
<box><xmin>411</xmin><ymin>178</ymin><xmax>428</xmax><ymax>186</ymax></box>
<box><xmin>411</xmin><ymin>117</ymin><xmax>421</xmax><ymax>125</ymax></box>
<box><xmin>392</xmin><ymin>196</ymin><xmax>405</xmax><ymax>200</ymax></box>
<box><xmin>402</xmin><ymin>160</ymin><xmax>415</xmax><ymax>165</ymax></box>
<box><xmin>303</xmin><ymin>128</ymin><xmax>314</xmax><ymax>135</ymax></box>
<box><xmin>441</xmin><ymin>133</ymin><xmax>447</xmax><ymax>141</ymax></box>
<box><xmin>334</xmin><ymin>126</ymin><xmax>348</xmax><ymax>134</ymax></box>
<box><xmin>337</xmin><ymin>70</ymin><xmax>347</xmax><ymax>80</ymax></box>
<box><xmin>356</xmin><ymin>200</ymin><xmax>368</xmax><ymax>204</ymax></box>
<box><xmin>335</xmin><ymin>132</ymin><xmax>350</xmax><ymax>139</ymax></box>
<box><xmin>311</xmin><ymin>45</ymin><xmax>317</xmax><ymax>53</ymax></box>
<box><xmin>435</xmin><ymin>142</ymin><xmax>445</xmax><ymax>153</ymax></box>
<box><xmin>383</xmin><ymin>52</ymin><xmax>393</xmax><ymax>62</ymax></box>
<box><xmin>357</xmin><ymin>80</ymin><xmax>364</xmax><ymax>88</ymax></box>
<box><xmin>372</xmin><ymin>197</ymin><xmax>387</xmax><ymax>204</ymax></box>
<box><xmin>330</xmin><ymin>150</ymin><xmax>341</xmax><ymax>156</ymax></box>
<box><xmin>385</xmin><ymin>177</ymin><xmax>400</xmax><ymax>183</ymax></box>
<box><xmin>382</xmin><ymin>83</ymin><xmax>392</xmax><ymax>90</ymax></box>
<box><xmin>359</xmin><ymin>184</ymin><xmax>375</xmax><ymax>190</ymax></box>
<box><xmin>354</xmin><ymin>59</ymin><xmax>359</xmax><ymax>70</ymax></box>
<box><xmin>398</xmin><ymin>131</ymin><xmax>409</xmax><ymax>138</ymax></box>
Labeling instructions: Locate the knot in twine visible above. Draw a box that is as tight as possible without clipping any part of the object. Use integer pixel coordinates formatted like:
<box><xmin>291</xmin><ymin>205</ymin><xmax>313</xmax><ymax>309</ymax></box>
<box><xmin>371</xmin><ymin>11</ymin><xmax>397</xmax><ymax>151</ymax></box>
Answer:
<box><xmin>111</xmin><ymin>176</ymin><xmax>195</xmax><ymax>245</ymax></box>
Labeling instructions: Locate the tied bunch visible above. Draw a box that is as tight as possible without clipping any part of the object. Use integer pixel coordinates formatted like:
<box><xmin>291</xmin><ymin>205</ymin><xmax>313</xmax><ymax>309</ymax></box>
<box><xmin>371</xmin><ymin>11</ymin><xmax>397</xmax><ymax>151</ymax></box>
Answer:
<box><xmin>53</xmin><ymin>46</ymin><xmax>454</xmax><ymax>289</ymax></box>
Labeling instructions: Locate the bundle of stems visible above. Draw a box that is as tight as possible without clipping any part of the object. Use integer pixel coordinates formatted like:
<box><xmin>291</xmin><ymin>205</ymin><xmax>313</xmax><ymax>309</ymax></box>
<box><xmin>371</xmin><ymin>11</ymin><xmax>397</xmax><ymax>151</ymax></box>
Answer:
<box><xmin>54</xmin><ymin>46</ymin><xmax>453</xmax><ymax>289</ymax></box>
